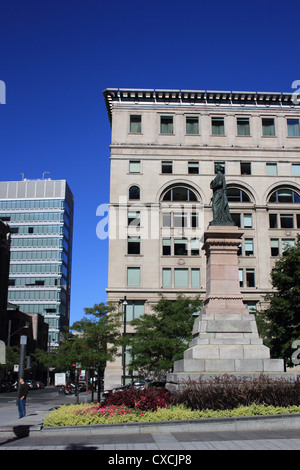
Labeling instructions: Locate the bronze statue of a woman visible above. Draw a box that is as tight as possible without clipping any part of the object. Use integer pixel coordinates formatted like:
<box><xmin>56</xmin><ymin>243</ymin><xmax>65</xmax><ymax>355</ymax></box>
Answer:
<box><xmin>209</xmin><ymin>165</ymin><xmax>235</xmax><ymax>226</ymax></box>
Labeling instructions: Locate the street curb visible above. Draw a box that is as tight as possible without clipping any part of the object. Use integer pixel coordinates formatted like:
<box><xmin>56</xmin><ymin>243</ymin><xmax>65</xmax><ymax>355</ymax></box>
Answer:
<box><xmin>2</xmin><ymin>413</ymin><xmax>300</xmax><ymax>438</ymax></box>
<box><xmin>40</xmin><ymin>413</ymin><xmax>300</xmax><ymax>435</ymax></box>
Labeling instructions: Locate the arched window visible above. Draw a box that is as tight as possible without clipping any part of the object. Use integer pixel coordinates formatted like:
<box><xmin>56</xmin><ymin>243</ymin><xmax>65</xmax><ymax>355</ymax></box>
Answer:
<box><xmin>129</xmin><ymin>185</ymin><xmax>140</xmax><ymax>200</ymax></box>
<box><xmin>268</xmin><ymin>188</ymin><xmax>300</xmax><ymax>203</ymax></box>
<box><xmin>162</xmin><ymin>186</ymin><xmax>199</xmax><ymax>202</ymax></box>
<box><xmin>227</xmin><ymin>187</ymin><xmax>251</xmax><ymax>202</ymax></box>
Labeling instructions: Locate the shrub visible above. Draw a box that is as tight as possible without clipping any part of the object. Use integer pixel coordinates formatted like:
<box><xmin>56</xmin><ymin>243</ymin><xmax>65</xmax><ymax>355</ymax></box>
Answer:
<box><xmin>171</xmin><ymin>375</ymin><xmax>300</xmax><ymax>410</ymax></box>
<box><xmin>101</xmin><ymin>387</ymin><xmax>172</xmax><ymax>411</ymax></box>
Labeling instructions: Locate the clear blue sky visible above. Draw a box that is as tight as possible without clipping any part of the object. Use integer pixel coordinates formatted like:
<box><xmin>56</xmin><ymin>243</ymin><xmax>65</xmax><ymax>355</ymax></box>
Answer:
<box><xmin>1</xmin><ymin>0</ymin><xmax>299</xmax><ymax>324</ymax></box>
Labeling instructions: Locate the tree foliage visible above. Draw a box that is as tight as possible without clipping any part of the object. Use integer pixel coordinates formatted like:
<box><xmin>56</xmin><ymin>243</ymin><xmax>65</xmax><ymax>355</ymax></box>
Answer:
<box><xmin>256</xmin><ymin>235</ymin><xmax>300</xmax><ymax>366</ymax></box>
<box><xmin>71</xmin><ymin>302</ymin><xmax>122</xmax><ymax>369</ymax></box>
<box><xmin>35</xmin><ymin>302</ymin><xmax>122</xmax><ymax>372</ymax></box>
<box><xmin>127</xmin><ymin>294</ymin><xmax>202</xmax><ymax>379</ymax></box>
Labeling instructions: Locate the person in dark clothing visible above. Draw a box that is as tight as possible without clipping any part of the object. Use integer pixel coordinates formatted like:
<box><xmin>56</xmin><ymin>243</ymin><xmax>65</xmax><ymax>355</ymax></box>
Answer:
<box><xmin>17</xmin><ymin>378</ymin><xmax>28</xmax><ymax>419</ymax></box>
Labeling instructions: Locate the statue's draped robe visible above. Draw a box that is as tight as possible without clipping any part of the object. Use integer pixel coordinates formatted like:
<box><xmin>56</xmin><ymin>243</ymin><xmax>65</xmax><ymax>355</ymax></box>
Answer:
<box><xmin>209</xmin><ymin>172</ymin><xmax>235</xmax><ymax>226</ymax></box>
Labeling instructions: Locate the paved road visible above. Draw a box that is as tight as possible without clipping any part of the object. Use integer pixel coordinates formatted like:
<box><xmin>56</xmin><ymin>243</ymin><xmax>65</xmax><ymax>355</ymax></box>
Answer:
<box><xmin>1</xmin><ymin>387</ymin><xmax>300</xmax><ymax>451</ymax></box>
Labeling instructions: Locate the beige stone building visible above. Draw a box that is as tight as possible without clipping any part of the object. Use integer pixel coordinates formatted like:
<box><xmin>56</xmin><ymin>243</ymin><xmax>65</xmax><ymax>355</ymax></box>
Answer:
<box><xmin>103</xmin><ymin>88</ymin><xmax>300</xmax><ymax>389</ymax></box>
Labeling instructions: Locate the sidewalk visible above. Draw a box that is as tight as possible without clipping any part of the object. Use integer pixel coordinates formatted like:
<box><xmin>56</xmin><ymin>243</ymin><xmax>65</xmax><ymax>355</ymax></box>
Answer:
<box><xmin>0</xmin><ymin>398</ymin><xmax>55</xmax><ymax>434</ymax></box>
<box><xmin>0</xmin><ymin>388</ymin><xmax>93</xmax><ymax>435</ymax></box>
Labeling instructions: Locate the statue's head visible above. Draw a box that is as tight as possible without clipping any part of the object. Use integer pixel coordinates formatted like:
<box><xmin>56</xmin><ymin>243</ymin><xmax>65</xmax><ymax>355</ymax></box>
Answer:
<box><xmin>215</xmin><ymin>164</ymin><xmax>224</xmax><ymax>173</ymax></box>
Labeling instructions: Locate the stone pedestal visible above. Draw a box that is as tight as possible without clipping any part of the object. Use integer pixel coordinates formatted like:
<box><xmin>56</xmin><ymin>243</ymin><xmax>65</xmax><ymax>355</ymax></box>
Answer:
<box><xmin>166</xmin><ymin>226</ymin><xmax>289</xmax><ymax>385</ymax></box>
<box><xmin>201</xmin><ymin>226</ymin><xmax>248</xmax><ymax>316</ymax></box>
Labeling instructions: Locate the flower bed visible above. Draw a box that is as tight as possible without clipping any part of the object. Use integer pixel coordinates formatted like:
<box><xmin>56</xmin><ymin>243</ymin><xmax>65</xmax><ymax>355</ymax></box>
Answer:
<box><xmin>43</xmin><ymin>402</ymin><xmax>300</xmax><ymax>427</ymax></box>
<box><xmin>43</xmin><ymin>376</ymin><xmax>300</xmax><ymax>427</ymax></box>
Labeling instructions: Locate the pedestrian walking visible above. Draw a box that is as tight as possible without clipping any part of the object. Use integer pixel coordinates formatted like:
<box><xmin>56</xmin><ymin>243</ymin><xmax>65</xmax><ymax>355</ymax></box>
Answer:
<box><xmin>17</xmin><ymin>377</ymin><xmax>28</xmax><ymax>419</ymax></box>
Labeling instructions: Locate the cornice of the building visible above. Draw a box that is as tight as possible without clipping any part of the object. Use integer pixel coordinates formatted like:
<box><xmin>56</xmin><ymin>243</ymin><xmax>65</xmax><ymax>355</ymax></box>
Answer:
<box><xmin>103</xmin><ymin>88</ymin><xmax>300</xmax><ymax>124</ymax></box>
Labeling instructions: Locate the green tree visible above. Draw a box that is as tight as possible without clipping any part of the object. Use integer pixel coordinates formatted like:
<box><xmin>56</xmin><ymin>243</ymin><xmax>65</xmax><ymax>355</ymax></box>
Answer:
<box><xmin>256</xmin><ymin>235</ymin><xmax>300</xmax><ymax>367</ymax></box>
<box><xmin>127</xmin><ymin>294</ymin><xmax>202</xmax><ymax>379</ymax></box>
<box><xmin>71</xmin><ymin>302</ymin><xmax>122</xmax><ymax>369</ymax></box>
<box><xmin>34</xmin><ymin>302</ymin><xmax>122</xmax><ymax>396</ymax></box>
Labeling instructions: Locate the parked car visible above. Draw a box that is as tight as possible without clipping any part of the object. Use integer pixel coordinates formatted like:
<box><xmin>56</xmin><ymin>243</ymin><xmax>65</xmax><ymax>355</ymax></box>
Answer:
<box><xmin>112</xmin><ymin>384</ymin><xmax>131</xmax><ymax>393</ymax></box>
<box><xmin>26</xmin><ymin>380</ymin><xmax>37</xmax><ymax>390</ymax></box>
<box><xmin>147</xmin><ymin>381</ymin><xmax>166</xmax><ymax>389</ymax></box>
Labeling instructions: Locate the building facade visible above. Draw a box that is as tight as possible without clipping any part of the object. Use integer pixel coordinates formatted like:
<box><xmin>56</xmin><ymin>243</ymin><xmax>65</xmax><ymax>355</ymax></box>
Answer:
<box><xmin>0</xmin><ymin>178</ymin><xmax>74</xmax><ymax>348</ymax></box>
<box><xmin>0</xmin><ymin>220</ymin><xmax>11</xmax><ymax>341</ymax></box>
<box><xmin>103</xmin><ymin>88</ymin><xmax>300</xmax><ymax>389</ymax></box>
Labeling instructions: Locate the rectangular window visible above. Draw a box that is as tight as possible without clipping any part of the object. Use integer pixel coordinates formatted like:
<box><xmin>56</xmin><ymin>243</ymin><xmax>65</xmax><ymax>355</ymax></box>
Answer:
<box><xmin>127</xmin><ymin>237</ymin><xmax>140</xmax><ymax>255</ymax></box>
<box><xmin>266</xmin><ymin>163</ymin><xmax>277</xmax><ymax>176</ymax></box>
<box><xmin>239</xmin><ymin>269</ymin><xmax>244</xmax><ymax>288</ymax></box>
<box><xmin>128</xmin><ymin>211</ymin><xmax>140</xmax><ymax>227</ymax></box>
<box><xmin>160</xmin><ymin>116</ymin><xmax>173</xmax><ymax>134</ymax></box>
<box><xmin>126</xmin><ymin>301</ymin><xmax>145</xmax><ymax>322</ymax></box>
<box><xmin>231</xmin><ymin>213</ymin><xmax>241</xmax><ymax>227</ymax></box>
<box><xmin>292</xmin><ymin>164</ymin><xmax>300</xmax><ymax>176</ymax></box>
<box><xmin>280</xmin><ymin>214</ymin><xmax>294</xmax><ymax>229</ymax></box>
<box><xmin>162</xmin><ymin>238</ymin><xmax>171</xmax><ymax>256</ymax></box>
<box><xmin>246</xmin><ymin>269</ymin><xmax>255</xmax><ymax>287</ymax></box>
<box><xmin>127</xmin><ymin>267</ymin><xmax>140</xmax><ymax>286</ymax></box>
<box><xmin>241</xmin><ymin>162</ymin><xmax>251</xmax><ymax>175</ymax></box>
<box><xmin>262</xmin><ymin>118</ymin><xmax>275</xmax><ymax>136</ymax></box>
<box><xmin>191</xmin><ymin>269</ymin><xmax>200</xmax><ymax>287</ymax></box>
<box><xmin>211</xmin><ymin>117</ymin><xmax>225</xmax><ymax>135</ymax></box>
<box><xmin>174</xmin><ymin>238</ymin><xmax>188</xmax><ymax>256</ymax></box>
<box><xmin>174</xmin><ymin>268</ymin><xmax>189</xmax><ymax>287</ymax></box>
<box><xmin>243</xmin><ymin>214</ymin><xmax>252</xmax><ymax>228</ymax></box>
<box><xmin>282</xmin><ymin>239</ymin><xmax>295</xmax><ymax>252</ymax></box>
<box><xmin>191</xmin><ymin>212</ymin><xmax>199</xmax><ymax>228</ymax></box>
<box><xmin>188</xmin><ymin>161</ymin><xmax>199</xmax><ymax>174</ymax></box>
<box><xmin>237</xmin><ymin>117</ymin><xmax>250</xmax><ymax>136</ymax></box>
<box><xmin>297</xmin><ymin>214</ymin><xmax>300</xmax><ymax>229</ymax></box>
<box><xmin>129</xmin><ymin>160</ymin><xmax>141</xmax><ymax>173</ymax></box>
<box><xmin>244</xmin><ymin>238</ymin><xmax>254</xmax><ymax>256</ymax></box>
<box><xmin>162</xmin><ymin>212</ymin><xmax>171</xmax><ymax>227</ymax></box>
<box><xmin>269</xmin><ymin>214</ymin><xmax>278</xmax><ymax>228</ymax></box>
<box><xmin>287</xmin><ymin>118</ymin><xmax>300</xmax><ymax>137</ymax></box>
<box><xmin>174</xmin><ymin>212</ymin><xmax>187</xmax><ymax>228</ymax></box>
<box><xmin>270</xmin><ymin>239</ymin><xmax>279</xmax><ymax>256</ymax></box>
<box><xmin>190</xmin><ymin>238</ymin><xmax>200</xmax><ymax>256</ymax></box>
<box><xmin>130</xmin><ymin>115</ymin><xmax>142</xmax><ymax>133</ymax></box>
<box><xmin>237</xmin><ymin>243</ymin><xmax>242</xmax><ymax>256</ymax></box>
<box><xmin>161</xmin><ymin>161</ymin><xmax>173</xmax><ymax>173</ymax></box>
<box><xmin>244</xmin><ymin>301</ymin><xmax>257</xmax><ymax>313</ymax></box>
<box><xmin>162</xmin><ymin>268</ymin><xmax>172</xmax><ymax>287</ymax></box>
<box><xmin>186</xmin><ymin>116</ymin><xmax>199</xmax><ymax>135</ymax></box>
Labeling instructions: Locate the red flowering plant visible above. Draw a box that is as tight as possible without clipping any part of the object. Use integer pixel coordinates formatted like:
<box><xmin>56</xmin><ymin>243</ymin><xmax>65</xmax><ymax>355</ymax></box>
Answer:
<box><xmin>101</xmin><ymin>388</ymin><xmax>172</xmax><ymax>412</ymax></box>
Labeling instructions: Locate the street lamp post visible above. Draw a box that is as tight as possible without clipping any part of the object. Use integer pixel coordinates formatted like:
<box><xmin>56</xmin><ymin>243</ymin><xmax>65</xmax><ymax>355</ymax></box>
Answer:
<box><xmin>18</xmin><ymin>335</ymin><xmax>27</xmax><ymax>381</ymax></box>
<box><xmin>122</xmin><ymin>296</ymin><xmax>128</xmax><ymax>386</ymax></box>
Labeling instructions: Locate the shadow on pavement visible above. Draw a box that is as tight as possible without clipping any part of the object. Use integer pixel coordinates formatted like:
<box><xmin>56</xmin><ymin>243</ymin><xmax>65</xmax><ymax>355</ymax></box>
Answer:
<box><xmin>13</xmin><ymin>425</ymin><xmax>31</xmax><ymax>438</ymax></box>
<box><xmin>0</xmin><ymin>425</ymin><xmax>31</xmax><ymax>447</ymax></box>
<box><xmin>65</xmin><ymin>444</ymin><xmax>99</xmax><ymax>450</ymax></box>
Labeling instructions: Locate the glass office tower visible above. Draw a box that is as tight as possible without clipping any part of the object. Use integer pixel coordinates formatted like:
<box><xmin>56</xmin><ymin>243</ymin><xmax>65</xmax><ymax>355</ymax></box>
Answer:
<box><xmin>0</xmin><ymin>178</ymin><xmax>74</xmax><ymax>349</ymax></box>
